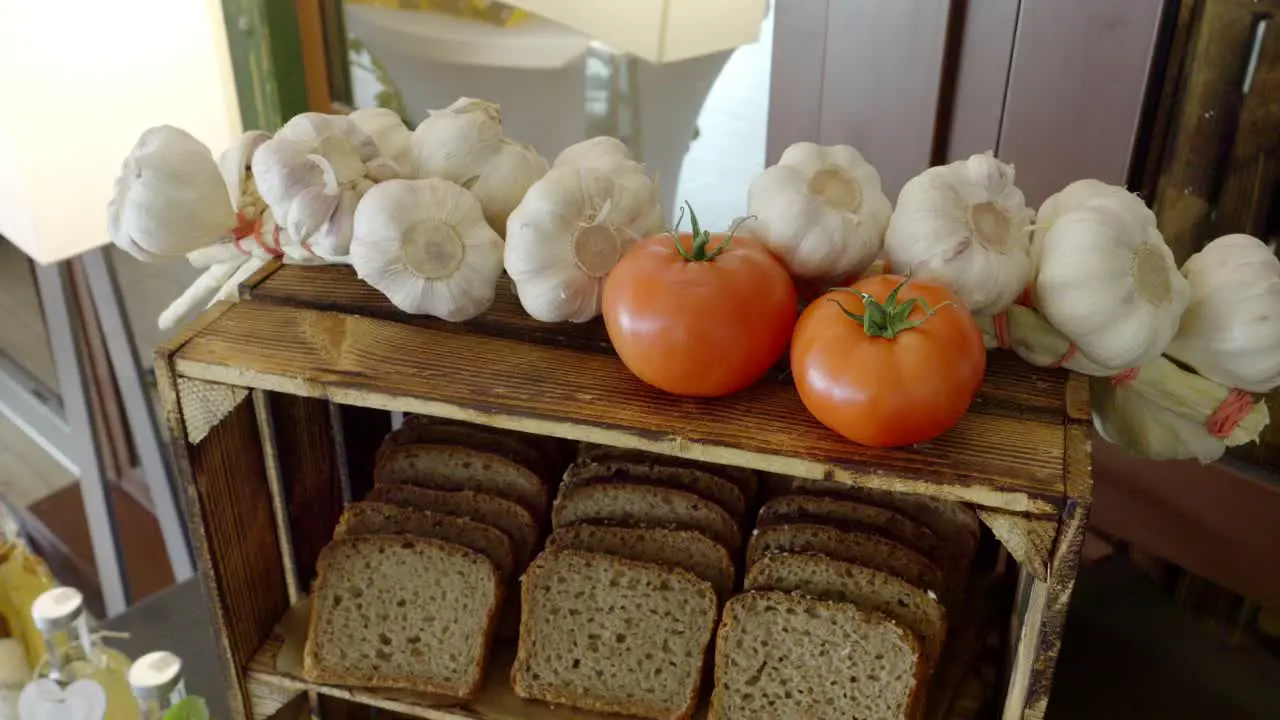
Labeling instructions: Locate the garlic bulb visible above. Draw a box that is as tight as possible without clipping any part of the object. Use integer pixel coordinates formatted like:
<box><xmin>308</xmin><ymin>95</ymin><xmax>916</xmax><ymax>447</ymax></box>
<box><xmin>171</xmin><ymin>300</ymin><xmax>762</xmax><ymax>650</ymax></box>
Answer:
<box><xmin>411</xmin><ymin>97</ymin><xmax>549</xmax><ymax>235</ymax></box>
<box><xmin>747</xmin><ymin>142</ymin><xmax>892</xmax><ymax>280</ymax></box>
<box><xmin>108</xmin><ymin>126</ymin><xmax>237</xmax><ymax>262</ymax></box>
<box><xmin>350</xmin><ymin>178</ymin><xmax>503</xmax><ymax>321</ymax></box>
<box><xmin>252</xmin><ymin>112</ymin><xmax>401</xmax><ymax>259</ymax></box>
<box><xmin>217</xmin><ymin>131</ymin><xmax>271</xmax><ymax>236</ymax></box>
<box><xmin>884</xmin><ymin>153</ymin><xmax>1033</xmax><ymax>315</ymax></box>
<box><xmin>554</xmin><ymin>136</ymin><xmax>635</xmax><ymax>172</ymax></box>
<box><xmin>350</xmin><ymin>107</ymin><xmax>415</xmax><ymax>176</ymax></box>
<box><xmin>505</xmin><ymin>164</ymin><xmax>662</xmax><ymax>322</ymax></box>
<box><xmin>1092</xmin><ymin>378</ymin><xmax>1227</xmax><ymax>463</ymax></box>
<box><xmin>1032</xmin><ymin>180</ymin><xmax>1188</xmax><ymax>370</ymax></box>
<box><xmin>1165</xmin><ymin>234</ymin><xmax>1280</xmax><ymax>393</ymax></box>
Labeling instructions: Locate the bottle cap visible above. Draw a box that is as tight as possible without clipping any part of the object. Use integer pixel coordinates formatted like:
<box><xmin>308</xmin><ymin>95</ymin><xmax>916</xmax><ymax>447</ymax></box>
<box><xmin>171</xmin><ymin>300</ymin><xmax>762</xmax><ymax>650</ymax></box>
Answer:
<box><xmin>129</xmin><ymin>651</ymin><xmax>184</xmax><ymax>699</ymax></box>
<box><xmin>30</xmin><ymin>587</ymin><xmax>84</xmax><ymax>632</ymax></box>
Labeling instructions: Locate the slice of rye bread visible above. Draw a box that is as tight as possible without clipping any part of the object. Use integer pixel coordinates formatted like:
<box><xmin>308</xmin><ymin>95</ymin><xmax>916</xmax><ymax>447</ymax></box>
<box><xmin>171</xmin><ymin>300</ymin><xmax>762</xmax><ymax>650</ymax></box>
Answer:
<box><xmin>335</xmin><ymin>502</ymin><xmax>515</xmax><ymax>584</ymax></box>
<box><xmin>577</xmin><ymin>443</ymin><xmax>759</xmax><ymax>506</ymax></box>
<box><xmin>757</xmin><ymin>495</ymin><xmax>943</xmax><ymax>571</ymax></box>
<box><xmin>790</xmin><ymin>479</ymin><xmax>979</xmax><ymax>578</ymax></box>
<box><xmin>365</xmin><ymin>484</ymin><xmax>539</xmax><ymax>569</ymax></box>
<box><xmin>374</xmin><ymin>444</ymin><xmax>549</xmax><ymax>520</ymax></box>
<box><xmin>747</xmin><ymin>523</ymin><xmax>944</xmax><ymax>595</ymax></box>
<box><xmin>303</xmin><ymin>535</ymin><xmax>500</xmax><ymax>697</ymax></box>
<box><xmin>545</xmin><ymin>525</ymin><xmax>736</xmax><ymax>602</ymax></box>
<box><xmin>378</xmin><ymin>416</ymin><xmax>558</xmax><ymax>483</ymax></box>
<box><xmin>562</xmin><ymin>458</ymin><xmax>746</xmax><ymax>523</ymax></box>
<box><xmin>513</xmin><ymin>549</ymin><xmax>718</xmax><ymax>720</ymax></box>
<box><xmin>553</xmin><ymin>482</ymin><xmax>742</xmax><ymax>555</ymax></box>
<box><xmin>745</xmin><ymin>552</ymin><xmax>948</xmax><ymax>662</ymax></box>
<box><xmin>710</xmin><ymin>591</ymin><xmax>923</xmax><ymax>720</ymax></box>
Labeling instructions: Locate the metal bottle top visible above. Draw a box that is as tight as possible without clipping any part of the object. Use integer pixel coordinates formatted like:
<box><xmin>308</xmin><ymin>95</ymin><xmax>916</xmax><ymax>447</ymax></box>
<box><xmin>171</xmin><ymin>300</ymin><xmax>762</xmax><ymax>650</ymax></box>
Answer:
<box><xmin>128</xmin><ymin>651</ymin><xmax>184</xmax><ymax>700</ymax></box>
<box><xmin>30</xmin><ymin>587</ymin><xmax>84</xmax><ymax>633</ymax></box>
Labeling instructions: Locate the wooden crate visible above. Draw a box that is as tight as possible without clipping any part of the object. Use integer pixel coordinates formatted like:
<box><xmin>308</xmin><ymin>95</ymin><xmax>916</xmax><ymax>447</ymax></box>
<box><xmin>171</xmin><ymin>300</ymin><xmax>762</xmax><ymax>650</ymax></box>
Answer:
<box><xmin>155</xmin><ymin>263</ymin><xmax>1092</xmax><ymax>720</ymax></box>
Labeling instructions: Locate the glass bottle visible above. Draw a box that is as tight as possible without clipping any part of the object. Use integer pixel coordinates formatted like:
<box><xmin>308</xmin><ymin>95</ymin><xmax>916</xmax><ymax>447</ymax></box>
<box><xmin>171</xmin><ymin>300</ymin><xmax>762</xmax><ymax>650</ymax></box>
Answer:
<box><xmin>20</xmin><ymin>587</ymin><xmax>139</xmax><ymax>720</ymax></box>
<box><xmin>128</xmin><ymin>652</ymin><xmax>185</xmax><ymax>720</ymax></box>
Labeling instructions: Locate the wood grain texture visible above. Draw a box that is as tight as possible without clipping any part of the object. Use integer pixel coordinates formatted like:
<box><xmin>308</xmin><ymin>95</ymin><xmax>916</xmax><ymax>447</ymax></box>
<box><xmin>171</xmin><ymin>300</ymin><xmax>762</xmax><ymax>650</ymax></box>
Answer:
<box><xmin>334</xmin><ymin>404</ymin><xmax>391</xmax><ymax>504</ymax></box>
<box><xmin>254</xmin><ymin>390</ymin><xmax>303</xmax><ymax>604</ymax></box>
<box><xmin>818</xmin><ymin>0</ymin><xmax>953</xmax><ymax>195</ymax></box>
<box><xmin>998</xmin><ymin>0</ymin><xmax>1165</xmax><ymax>205</ymax></box>
<box><xmin>976</xmin><ymin>510</ymin><xmax>1056</xmax><ymax>582</ymax></box>
<box><xmin>173</xmin><ymin>297</ymin><xmax>1070</xmax><ymax>513</ymax></box>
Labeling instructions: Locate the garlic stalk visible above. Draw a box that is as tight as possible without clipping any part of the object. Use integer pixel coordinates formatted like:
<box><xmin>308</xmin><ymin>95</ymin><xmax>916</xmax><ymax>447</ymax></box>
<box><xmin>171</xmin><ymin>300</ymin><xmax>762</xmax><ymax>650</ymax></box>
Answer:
<box><xmin>976</xmin><ymin>304</ymin><xmax>1114</xmax><ymax>375</ymax></box>
<box><xmin>505</xmin><ymin>162</ymin><xmax>662</xmax><ymax>323</ymax></box>
<box><xmin>1032</xmin><ymin>180</ymin><xmax>1189</xmax><ymax>370</ymax></box>
<box><xmin>410</xmin><ymin>97</ymin><xmax>549</xmax><ymax>235</ymax></box>
<box><xmin>1092</xmin><ymin>378</ymin><xmax>1228</xmax><ymax>463</ymax></box>
<box><xmin>884</xmin><ymin>152</ymin><xmax>1033</xmax><ymax>315</ymax></box>
<box><xmin>252</xmin><ymin>112</ymin><xmax>402</xmax><ymax>259</ymax></box>
<box><xmin>1119</xmin><ymin>356</ymin><xmax>1269</xmax><ymax>447</ymax></box>
<box><xmin>108</xmin><ymin>126</ymin><xmax>237</xmax><ymax>262</ymax></box>
<box><xmin>350</xmin><ymin>178</ymin><xmax>504</xmax><ymax>321</ymax></box>
<box><xmin>747</xmin><ymin>142</ymin><xmax>892</xmax><ymax>280</ymax></box>
<box><xmin>1165</xmin><ymin>234</ymin><xmax>1280</xmax><ymax>393</ymax></box>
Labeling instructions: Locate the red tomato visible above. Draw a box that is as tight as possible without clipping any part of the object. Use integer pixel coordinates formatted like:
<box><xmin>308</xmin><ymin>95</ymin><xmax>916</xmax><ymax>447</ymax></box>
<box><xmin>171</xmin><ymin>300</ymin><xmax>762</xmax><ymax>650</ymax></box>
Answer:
<box><xmin>790</xmin><ymin>274</ymin><xmax>985</xmax><ymax>447</ymax></box>
<box><xmin>603</xmin><ymin>206</ymin><xmax>798</xmax><ymax>397</ymax></box>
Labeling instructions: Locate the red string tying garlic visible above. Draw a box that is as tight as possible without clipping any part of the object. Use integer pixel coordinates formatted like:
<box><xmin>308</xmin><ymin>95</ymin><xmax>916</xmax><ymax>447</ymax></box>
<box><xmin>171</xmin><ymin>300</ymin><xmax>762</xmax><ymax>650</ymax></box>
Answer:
<box><xmin>1207</xmin><ymin>389</ymin><xmax>1255</xmax><ymax>439</ymax></box>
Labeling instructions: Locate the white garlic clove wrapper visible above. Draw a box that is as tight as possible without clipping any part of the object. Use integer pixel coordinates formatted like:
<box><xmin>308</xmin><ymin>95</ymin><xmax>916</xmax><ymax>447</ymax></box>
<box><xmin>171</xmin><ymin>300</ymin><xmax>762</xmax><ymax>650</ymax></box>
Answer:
<box><xmin>747</xmin><ymin>142</ymin><xmax>892</xmax><ymax>280</ymax></box>
<box><xmin>1034</xmin><ymin>195</ymin><xmax>1188</xmax><ymax>370</ymax></box>
<box><xmin>109</xmin><ymin>125</ymin><xmax>238</xmax><ymax>263</ymax></box>
<box><xmin>351</xmin><ymin>178</ymin><xmax>503</xmax><ymax>321</ymax></box>
<box><xmin>884</xmin><ymin>152</ymin><xmax>1033</xmax><ymax>315</ymax></box>
<box><xmin>553</xmin><ymin>136</ymin><xmax>633</xmax><ymax>170</ymax></box>
<box><xmin>411</xmin><ymin>97</ymin><xmax>505</xmax><ymax>180</ymax></box>
<box><xmin>217</xmin><ymin>131</ymin><xmax>271</xmax><ymax>213</ymax></box>
<box><xmin>1165</xmin><ymin>234</ymin><xmax>1280</xmax><ymax>393</ymax></box>
<box><xmin>467</xmin><ymin>139</ymin><xmax>550</xmax><ymax>235</ymax></box>
<box><xmin>506</xmin><ymin>165</ymin><xmax>661</xmax><ymax>323</ymax></box>
<box><xmin>349</xmin><ymin>107</ymin><xmax>415</xmax><ymax>177</ymax></box>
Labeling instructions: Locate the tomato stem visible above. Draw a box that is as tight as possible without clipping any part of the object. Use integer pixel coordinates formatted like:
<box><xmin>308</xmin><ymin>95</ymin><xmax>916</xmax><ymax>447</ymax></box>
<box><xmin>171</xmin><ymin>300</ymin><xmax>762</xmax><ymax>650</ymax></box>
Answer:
<box><xmin>669</xmin><ymin>202</ymin><xmax>753</xmax><ymax>262</ymax></box>
<box><xmin>827</xmin><ymin>275</ymin><xmax>952</xmax><ymax>339</ymax></box>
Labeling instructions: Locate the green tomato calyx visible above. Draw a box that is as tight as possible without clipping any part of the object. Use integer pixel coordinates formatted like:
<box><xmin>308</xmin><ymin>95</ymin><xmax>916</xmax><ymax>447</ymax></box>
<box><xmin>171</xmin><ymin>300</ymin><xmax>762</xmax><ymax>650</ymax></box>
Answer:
<box><xmin>670</xmin><ymin>201</ymin><xmax>753</xmax><ymax>262</ymax></box>
<box><xmin>828</xmin><ymin>275</ymin><xmax>952</xmax><ymax>340</ymax></box>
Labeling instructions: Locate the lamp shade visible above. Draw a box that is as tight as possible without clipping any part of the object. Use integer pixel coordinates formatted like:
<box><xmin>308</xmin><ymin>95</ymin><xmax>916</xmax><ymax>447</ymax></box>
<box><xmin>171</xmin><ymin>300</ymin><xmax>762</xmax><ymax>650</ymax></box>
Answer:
<box><xmin>0</xmin><ymin>0</ymin><xmax>241</xmax><ymax>265</ymax></box>
<box><xmin>499</xmin><ymin>0</ymin><xmax>768</xmax><ymax>63</ymax></box>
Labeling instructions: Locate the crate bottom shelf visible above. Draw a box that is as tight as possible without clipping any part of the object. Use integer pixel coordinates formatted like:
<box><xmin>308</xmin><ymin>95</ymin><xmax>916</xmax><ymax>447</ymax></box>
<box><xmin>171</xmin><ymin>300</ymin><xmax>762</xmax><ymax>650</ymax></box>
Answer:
<box><xmin>245</xmin><ymin>579</ymin><xmax>1003</xmax><ymax>720</ymax></box>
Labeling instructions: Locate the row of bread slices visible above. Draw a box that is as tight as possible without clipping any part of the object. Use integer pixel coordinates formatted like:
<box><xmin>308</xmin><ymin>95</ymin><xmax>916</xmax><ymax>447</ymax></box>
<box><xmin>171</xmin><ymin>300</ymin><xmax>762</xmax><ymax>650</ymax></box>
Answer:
<box><xmin>300</xmin><ymin>417</ymin><xmax>981</xmax><ymax>719</ymax></box>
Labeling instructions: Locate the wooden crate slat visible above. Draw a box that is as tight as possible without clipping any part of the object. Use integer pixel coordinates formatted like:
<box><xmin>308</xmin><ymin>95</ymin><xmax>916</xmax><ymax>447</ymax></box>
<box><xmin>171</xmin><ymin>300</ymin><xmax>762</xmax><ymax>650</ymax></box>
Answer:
<box><xmin>244</xmin><ymin>265</ymin><xmax>1072</xmax><ymax>427</ymax></box>
<box><xmin>172</xmin><ymin>301</ymin><xmax>1067</xmax><ymax>513</ymax></box>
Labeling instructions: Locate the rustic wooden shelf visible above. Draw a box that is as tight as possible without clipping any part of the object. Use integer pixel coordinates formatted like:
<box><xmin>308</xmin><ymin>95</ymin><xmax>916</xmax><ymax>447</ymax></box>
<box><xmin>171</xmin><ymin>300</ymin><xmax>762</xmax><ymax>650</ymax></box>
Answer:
<box><xmin>156</xmin><ymin>262</ymin><xmax>1092</xmax><ymax>720</ymax></box>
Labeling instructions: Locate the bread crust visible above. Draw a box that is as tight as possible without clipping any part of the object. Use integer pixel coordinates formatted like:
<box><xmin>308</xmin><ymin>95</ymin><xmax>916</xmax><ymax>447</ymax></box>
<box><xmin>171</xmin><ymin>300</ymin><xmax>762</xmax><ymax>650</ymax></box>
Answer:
<box><xmin>374</xmin><ymin>443</ymin><xmax>549</xmax><ymax>518</ymax></box>
<box><xmin>562</xmin><ymin>458</ymin><xmax>747</xmax><ymax>522</ymax></box>
<box><xmin>553</xmin><ymin>482</ymin><xmax>742</xmax><ymax>554</ymax></box>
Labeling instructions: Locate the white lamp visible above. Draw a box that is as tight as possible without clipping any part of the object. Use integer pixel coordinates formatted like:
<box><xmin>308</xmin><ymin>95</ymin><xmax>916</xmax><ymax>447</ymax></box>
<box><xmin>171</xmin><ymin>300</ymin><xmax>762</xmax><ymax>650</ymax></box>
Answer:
<box><xmin>499</xmin><ymin>0</ymin><xmax>768</xmax><ymax>63</ymax></box>
<box><xmin>0</xmin><ymin>0</ymin><xmax>241</xmax><ymax>265</ymax></box>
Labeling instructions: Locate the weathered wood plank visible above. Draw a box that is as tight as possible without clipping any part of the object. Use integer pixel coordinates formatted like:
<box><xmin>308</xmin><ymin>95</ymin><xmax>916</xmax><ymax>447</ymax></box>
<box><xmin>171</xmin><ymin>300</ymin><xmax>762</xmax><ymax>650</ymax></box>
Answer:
<box><xmin>172</xmin><ymin>300</ymin><xmax>1066</xmax><ymax>513</ymax></box>
<box><xmin>332</xmin><ymin>403</ymin><xmax>391</xmax><ymax>503</ymax></box>
<box><xmin>245</xmin><ymin>265</ymin><xmax>1072</xmax><ymax>427</ymax></box>
<box><xmin>976</xmin><ymin>510</ymin><xmax>1057</xmax><ymax>582</ymax></box>
<box><xmin>253</xmin><ymin>390</ymin><xmax>303</xmax><ymax>604</ymax></box>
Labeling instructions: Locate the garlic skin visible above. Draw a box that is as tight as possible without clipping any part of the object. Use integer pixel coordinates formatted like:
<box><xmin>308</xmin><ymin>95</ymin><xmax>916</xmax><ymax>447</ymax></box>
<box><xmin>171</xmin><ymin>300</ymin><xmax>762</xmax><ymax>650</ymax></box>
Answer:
<box><xmin>410</xmin><ymin>98</ymin><xmax>549</xmax><ymax>235</ymax></box>
<box><xmin>1032</xmin><ymin>181</ymin><xmax>1189</xmax><ymax>370</ymax></box>
<box><xmin>350</xmin><ymin>178</ymin><xmax>503</xmax><ymax>321</ymax></box>
<box><xmin>108</xmin><ymin>126</ymin><xmax>237</xmax><ymax>262</ymax></box>
<box><xmin>349</xmin><ymin>107</ymin><xmax>415</xmax><ymax>176</ymax></box>
<box><xmin>252</xmin><ymin>113</ymin><xmax>401</xmax><ymax>259</ymax></box>
<box><xmin>747</xmin><ymin>142</ymin><xmax>892</xmax><ymax>280</ymax></box>
<box><xmin>1092</xmin><ymin>378</ymin><xmax>1227</xmax><ymax>463</ymax></box>
<box><xmin>884</xmin><ymin>153</ymin><xmax>1033</xmax><ymax>315</ymax></box>
<box><xmin>505</xmin><ymin>163</ymin><xmax>662</xmax><ymax>323</ymax></box>
<box><xmin>553</xmin><ymin>136</ymin><xmax>634</xmax><ymax>172</ymax></box>
<box><xmin>217</xmin><ymin>131</ymin><xmax>271</xmax><ymax>232</ymax></box>
<box><xmin>1165</xmin><ymin>234</ymin><xmax>1280</xmax><ymax>392</ymax></box>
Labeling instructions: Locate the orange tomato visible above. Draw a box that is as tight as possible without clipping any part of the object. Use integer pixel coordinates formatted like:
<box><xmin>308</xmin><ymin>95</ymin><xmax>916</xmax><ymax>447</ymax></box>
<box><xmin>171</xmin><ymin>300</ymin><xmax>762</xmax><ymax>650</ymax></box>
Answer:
<box><xmin>603</xmin><ymin>206</ymin><xmax>798</xmax><ymax>397</ymax></box>
<box><xmin>790</xmin><ymin>274</ymin><xmax>985</xmax><ymax>447</ymax></box>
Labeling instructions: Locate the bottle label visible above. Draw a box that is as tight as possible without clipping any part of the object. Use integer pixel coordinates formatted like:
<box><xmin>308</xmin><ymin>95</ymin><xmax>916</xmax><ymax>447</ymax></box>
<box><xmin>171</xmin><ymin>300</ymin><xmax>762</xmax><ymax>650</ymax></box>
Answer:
<box><xmin>17</xmin><ymin>679</ymin><xmax>107</xmax><ymax>720</ymax></box>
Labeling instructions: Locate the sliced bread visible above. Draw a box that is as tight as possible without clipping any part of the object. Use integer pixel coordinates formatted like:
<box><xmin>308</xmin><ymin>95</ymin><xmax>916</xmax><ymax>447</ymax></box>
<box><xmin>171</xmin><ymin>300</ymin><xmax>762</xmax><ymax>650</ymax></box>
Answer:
<box><xmin>334</xmin><ymin>502</ymin><xmax>515</xmax><ymax>583</ymax></box>
<box><xmin>710</xmin><ymin>591</ymin><xmax>922</xmax><ymax>720</ymax></box>
<box><xmin>757</xmin><ymin>494</ymin><xmax>943</xmax><ymax>568</ymax></box>
<box><xmin>747</xmin><ymin>523</ymin><xmax>944</xmax><ymax>595</ymax></box>
<box><xmin>553</xmin><ymin>482</ymin><xmax>742</xmax><ymax>554</ymax></box>
<box><xmin>562</xmin><ymin>458</ymin><xmax>746</xmax><ymax>522</ymax></box>
<box><xmin>379</xmin><ymin>416</ymin><xmax>557</xmax><ymax>483</ymax></box>
<box><xmin>374</xmin><ymin>444</ymin><xmax>548</xmax><ymax>519</ymax></box>
<box><xmin>577</xmin><ymin>443</ymin><xmax>759</xmax><ymax>505</ymax></box>
<box><xmin>365</xmin><ymin>484</ymin><xmax>539</xmax><ymax>568</ymax></box>
<box><xmin>303</xmin><ymin>535</ymin><xmax>500</xmax><ymax>697</ymax></box>
<box><xmin>791</xmin><ymin>479</ymin><xmax>980</xmax><ymax>578</ymax></box>
<box><xmin>513</xmin><ymin>549</ymin><xmax>718</xmax><ymax>720</ymax></box>
<box><xmin>745</xmin><ymin>552</ymin><xmax>948</xmax><ymax>661</ymax></box>
<box><xmin>545</xmin><ymin>525</ymin><xmax>736</xmax><ymax>601</ymax></box>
